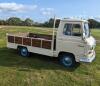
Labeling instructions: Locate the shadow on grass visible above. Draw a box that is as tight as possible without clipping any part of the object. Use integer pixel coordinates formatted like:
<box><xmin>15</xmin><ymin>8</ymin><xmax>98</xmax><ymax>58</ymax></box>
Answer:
<box><xmin>0</xmin><ymin>47</ymin><xmax>80</xmax><ymax>72</ymax></box>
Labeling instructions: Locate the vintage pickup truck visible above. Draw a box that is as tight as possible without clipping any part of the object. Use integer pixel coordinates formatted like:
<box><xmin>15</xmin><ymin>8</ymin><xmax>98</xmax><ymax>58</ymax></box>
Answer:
<box><xmin>7</xmin><ymin>19</ymin><xmax>96</xmax><ymax>68</ymax></box>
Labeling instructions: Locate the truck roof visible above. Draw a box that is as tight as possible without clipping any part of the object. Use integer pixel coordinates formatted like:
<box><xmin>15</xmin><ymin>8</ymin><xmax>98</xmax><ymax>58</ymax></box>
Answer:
<box><xmin>61</xmin><ymin>18</ymin><xmax>88</xmax><ymax>22</ymax></box>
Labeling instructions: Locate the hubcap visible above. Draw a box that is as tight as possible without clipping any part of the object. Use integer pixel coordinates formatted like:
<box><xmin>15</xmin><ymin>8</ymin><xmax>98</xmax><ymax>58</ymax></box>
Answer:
<box><xmin>21</xmin><ymin>48</ymin><xmax>28</xmax><ymax>56</ymax></box>
<box><xmin>63</xmin><ymin>56</ymin><xmax>72</xmax><ymax>66</ymax></box>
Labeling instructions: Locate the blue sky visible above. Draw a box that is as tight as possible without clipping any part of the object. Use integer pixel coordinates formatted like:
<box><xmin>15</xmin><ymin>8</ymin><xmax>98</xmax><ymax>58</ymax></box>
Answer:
<box><xmin>0</xmin><ymin>0</ymin><xmax>100</xmax><ymax>22</ymax></box>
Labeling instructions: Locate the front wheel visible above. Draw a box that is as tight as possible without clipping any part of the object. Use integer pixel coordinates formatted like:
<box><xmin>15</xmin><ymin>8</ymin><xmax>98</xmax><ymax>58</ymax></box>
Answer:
<box><xmin>59</xmin><ymin>54</ymin><xmax>76</xmax><ymax>68</ymax></box>
<box><xmin>19</xmin><ymin>47</ymin><xmax>30</xmax><ymax>57</ymax></box>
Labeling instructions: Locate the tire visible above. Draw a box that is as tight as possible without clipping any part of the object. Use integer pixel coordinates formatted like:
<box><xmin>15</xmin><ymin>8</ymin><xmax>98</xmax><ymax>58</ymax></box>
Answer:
<box><xmin>59</xmin><ymin>53</ymin><xmax>76</xmax><ymax>68</ymax></box>
<box><xmin>19</xmin><ymin>47</ymin><xmax>30</xmax><ymax>57</ymax></box>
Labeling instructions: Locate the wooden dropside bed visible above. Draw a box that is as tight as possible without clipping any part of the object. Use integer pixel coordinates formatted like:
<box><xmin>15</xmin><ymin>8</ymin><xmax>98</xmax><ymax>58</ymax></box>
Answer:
<box><xmin>7</xmin><ymin>33</ymin><xmax>53</xmax><ymax>49</ymax></box>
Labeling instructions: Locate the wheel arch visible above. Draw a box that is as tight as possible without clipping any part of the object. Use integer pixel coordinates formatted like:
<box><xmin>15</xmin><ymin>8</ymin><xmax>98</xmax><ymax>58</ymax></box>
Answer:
<box><xmin>17</xmin><ymin>45</ymin><xmax>28</xmax><ymax>51</ymax></box>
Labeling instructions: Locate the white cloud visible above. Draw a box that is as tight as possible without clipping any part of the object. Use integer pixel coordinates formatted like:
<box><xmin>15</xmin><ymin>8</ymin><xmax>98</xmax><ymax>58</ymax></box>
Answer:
<box><xmin>0</xmin><ymin>2</ymin><xmax>37</xmax><ymax>12</ymax></box>
<box><xmin>40</xmin><ymin>8</ymin><xmax>54</xmax><ymax>16</ymax></box>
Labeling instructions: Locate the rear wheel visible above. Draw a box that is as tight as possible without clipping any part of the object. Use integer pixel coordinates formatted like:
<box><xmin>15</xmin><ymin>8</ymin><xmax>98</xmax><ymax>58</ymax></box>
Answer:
<box><xmin>59</xmin><ymin>53</ymin><xmax>76</xmax><ymax>68</ymax></box>
<box><xmin>18</xmin><ymin>47</ymin><xmax>30</xmax><ymax>57</ymax></box>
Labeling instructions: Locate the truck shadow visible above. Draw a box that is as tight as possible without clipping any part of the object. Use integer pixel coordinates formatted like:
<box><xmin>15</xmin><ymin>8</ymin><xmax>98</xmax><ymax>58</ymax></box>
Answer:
<box><xmin>0</xmin><ymin>47</ymin><xmax>80</xmax><ymax>72</ymax></box>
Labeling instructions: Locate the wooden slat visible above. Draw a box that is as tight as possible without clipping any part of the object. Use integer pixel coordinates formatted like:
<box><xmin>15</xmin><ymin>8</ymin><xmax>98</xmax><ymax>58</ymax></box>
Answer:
<box><xmin>8</xmin><ymin>36</ymin><xmax>14</xmax><ymax>43</ymax></box>
<box><xmin>32</xmin><ymin>39</ymin><xmax>41</xmax><ymax>47</ymax></box>
<box><xmin>23</xmin><ymin>38</ymin><xmax>31</xmax><ymax>46</ymax></box>
<box><xmin>15</xmin><ymin>37</ymin><xmax>22</xmax><ymax>44</ymax></box>
<box><xmin>42</xmin><ymin>40</ymin><xmax>51</xmax><ymax>49</ymax></box>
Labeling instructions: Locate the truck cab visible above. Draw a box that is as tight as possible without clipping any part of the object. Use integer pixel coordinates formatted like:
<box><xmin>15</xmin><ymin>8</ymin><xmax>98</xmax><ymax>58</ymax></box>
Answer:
<box><xmin>7</xmin><ymin>19</ymin><xmax>96</xmax><ymax>68</ymax></box>
<box><xmin>55</xmin><ymin>19</ymin><xmax>96</xmax><ymax>67</ymax></box>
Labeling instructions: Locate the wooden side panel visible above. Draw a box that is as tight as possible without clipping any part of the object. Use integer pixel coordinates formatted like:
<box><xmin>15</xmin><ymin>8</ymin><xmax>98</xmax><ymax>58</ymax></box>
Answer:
<box><xmin>15</xmin><ymin>37</ymin><xmax>22</xmax><ymax>44</ymax></box>
<box><xmin>23</xmin><ymin>38</ymin><xmax>31</xmax><ymax>46</ymax></box>
<box><xmin>40</xmin><ymin>35</ymin><xmax>52</xmax><ymax>40</ymax></box>
<box><xmin>8</xmin><ymin>36</ymin><xmax>14</xmax><ymax>43</ymax></box>
<box><xmin>8</xmin><ymin>34</ymin><xmax>52</xmax><ymax>50</ymax></box>
<box><xmin>32</xmin><ymin>39</ymin><xmax>41</xmax><ymax>47</ymax></box>
<box><xmin>42</xmin><ymin>40</ymin><xmax>51</xmax><ymax>49</ymax></box>
<box><xmin>29</xmin><ymin>33</ymin><xmax>52</xmax><ymax>40</ymax></box>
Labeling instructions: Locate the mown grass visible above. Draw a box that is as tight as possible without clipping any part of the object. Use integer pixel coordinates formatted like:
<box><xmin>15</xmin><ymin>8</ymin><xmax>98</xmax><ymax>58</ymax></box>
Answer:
<box><xmin>0</xmin><ymin>26</ymin><xmax>100</xmax><ymax>86</ymax></box>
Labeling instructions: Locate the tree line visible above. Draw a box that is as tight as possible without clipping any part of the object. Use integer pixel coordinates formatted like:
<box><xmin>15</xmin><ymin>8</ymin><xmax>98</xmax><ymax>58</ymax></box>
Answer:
<box><xmin>0</xmin><ymin>17</ymin><xmax>34</xmax><ymax>26</ymax></box>
<box><xmin>0</xmin><ymin>17</ymin><xmax>100</xmax><ymax>29</ymax></box>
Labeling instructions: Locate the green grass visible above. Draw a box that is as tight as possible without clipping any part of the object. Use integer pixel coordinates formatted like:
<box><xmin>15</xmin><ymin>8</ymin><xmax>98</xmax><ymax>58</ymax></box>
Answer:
<box><xmin>0</xmin><ymin>26</ymin><xmax>100</xmax><ymax>86</ymax></box>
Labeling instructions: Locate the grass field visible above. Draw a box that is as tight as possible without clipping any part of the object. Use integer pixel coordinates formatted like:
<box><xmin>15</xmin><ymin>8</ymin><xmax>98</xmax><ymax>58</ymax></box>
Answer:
<box><xmin>0</xmin><ymin>26</ymin><xmax>100</xmax><ymax>86</ymax></box>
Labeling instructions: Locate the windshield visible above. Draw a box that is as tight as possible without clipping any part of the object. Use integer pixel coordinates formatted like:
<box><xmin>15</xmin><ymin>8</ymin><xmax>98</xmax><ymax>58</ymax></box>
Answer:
<box><xmin>84</xmin><ymin>23</ymin><xmax>90</xmax><ymax>38</ymax></box>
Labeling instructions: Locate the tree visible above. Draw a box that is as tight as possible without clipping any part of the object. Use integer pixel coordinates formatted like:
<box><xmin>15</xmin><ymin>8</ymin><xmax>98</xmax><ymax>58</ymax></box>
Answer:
<box><xmin>48</xmin><ymin>18</ymin><xmax>54</xmax><ymax>27</ymax></box>
<box><xmin>43</xmin><ymin>18</ymin><xmax>60</xmax><ymax>28</ymax></box>
<box><xmin>43</xmin><ymin>21</ymin><xmax>49</xmax><ymax>27</ymax></box>
<box><xmin>0</xmin><ymin>20</ymin><xmax>6</xmax><ymax>25</ymax></box>
<box><xmin>7</xmin><ymin>17</ymin><xmax>22</xmax><ymax>26</ymax></box>
<box><xmin>55</xmin><ymin>19</ymin><xmax>60</xmax><ymax>28</ymax></box>
<box><xmin>88</xmin><ymin>19</ymin><xmax>100</xmax><ymax>28</ymax></box>
<box><xmin>24</xmin><ymin>18</ymin><xmax>34</xmax><ymax>26</ymax></box>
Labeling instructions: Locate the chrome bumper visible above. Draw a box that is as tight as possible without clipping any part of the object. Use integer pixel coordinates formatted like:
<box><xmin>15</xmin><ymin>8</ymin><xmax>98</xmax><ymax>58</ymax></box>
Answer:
<box><xmin>80</xmin><ymin>50</ymin><xmax>96</xmax><ymax>63</ymax></box>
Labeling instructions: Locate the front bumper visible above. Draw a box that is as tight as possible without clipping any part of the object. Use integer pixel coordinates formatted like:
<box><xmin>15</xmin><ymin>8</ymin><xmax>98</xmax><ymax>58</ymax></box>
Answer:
<box><xmin>80</xmin><ymin>50</ymin><xmax>96</xmax><ymax>63</ymax></box>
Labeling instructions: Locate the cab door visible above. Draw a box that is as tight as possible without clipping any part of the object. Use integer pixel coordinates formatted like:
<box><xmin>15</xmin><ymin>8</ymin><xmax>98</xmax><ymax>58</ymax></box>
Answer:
<box><xmin>57</xmin><ymin>22</ymin><xmax>85</xmax><ymax>60</ymax></box>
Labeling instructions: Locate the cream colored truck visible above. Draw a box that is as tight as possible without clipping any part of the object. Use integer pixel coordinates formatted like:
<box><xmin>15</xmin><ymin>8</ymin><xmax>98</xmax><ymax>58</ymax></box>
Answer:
<box><xmin>7</xmin><ymin>19</ymin><xmax>96</xmax><ymax>67</ymax></box>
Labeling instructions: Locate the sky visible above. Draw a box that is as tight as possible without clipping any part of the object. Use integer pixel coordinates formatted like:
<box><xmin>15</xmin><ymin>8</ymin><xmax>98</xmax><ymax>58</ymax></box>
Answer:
<box><xmin>0</xmin><ymin>0</ymin><xmax>100</xmax><ymax>22</ymax></box>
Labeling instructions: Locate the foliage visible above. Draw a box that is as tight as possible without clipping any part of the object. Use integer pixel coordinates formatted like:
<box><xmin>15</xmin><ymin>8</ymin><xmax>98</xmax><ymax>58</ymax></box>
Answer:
<box><xmin>24</xmin><ymin>18</ymin><xmax>34</xmax><ymax>26</ymax></box>
<box><xmin>7</xmin><ymin>17</ymin><xmax>22</xmax><ymax>26</ymax></box>
<box><xmin>88</xmin><ymin>19</ymin><xmax>100</xmax><ymax>28</ymax></box>
<box><xmin>0</xmin><ymin>20</ymin><xmax>6</xmax><ymax>25</ymax></box>
<box><xmin>0</xmin><ymin>17</ymin><xmax>100</xmax><ymax>29</ymax></box>
<box><xmin>43</xmin><ymin>18</ymin><xmax>60</xmax><ymax>28</ymax></box>
<box><xmin>0</xmin><ymin>17</ymin><xmax>34</xmax><ymax>26</ymax></box>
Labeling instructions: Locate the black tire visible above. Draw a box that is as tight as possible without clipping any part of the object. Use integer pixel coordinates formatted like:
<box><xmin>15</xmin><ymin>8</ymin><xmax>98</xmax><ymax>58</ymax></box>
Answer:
<box><xmin>59</xmin><ymin>53</ymin><xmax>76</xmax><ymax>68</ymax></box>
<box><xmin>18</xmin><ymin>47</ymin><xmax>30</xmax><ymax>57</ymax></box>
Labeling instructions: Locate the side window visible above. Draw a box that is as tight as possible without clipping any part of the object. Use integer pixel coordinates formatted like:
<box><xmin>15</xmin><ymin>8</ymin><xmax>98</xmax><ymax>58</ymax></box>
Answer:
<box><xmin>63</xmin><ymin>24</ymin><xmax>72</xmax><ymax>36</ymax></box>
<box><xmin>63</xmin><ymin>23</ymin><xmax>81</xmax><ymax>37</ymax></box>
<box><xmin>72</xmin><ymin>24</ymin><xmax>81</xmax><ymax>36</ymax></box>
